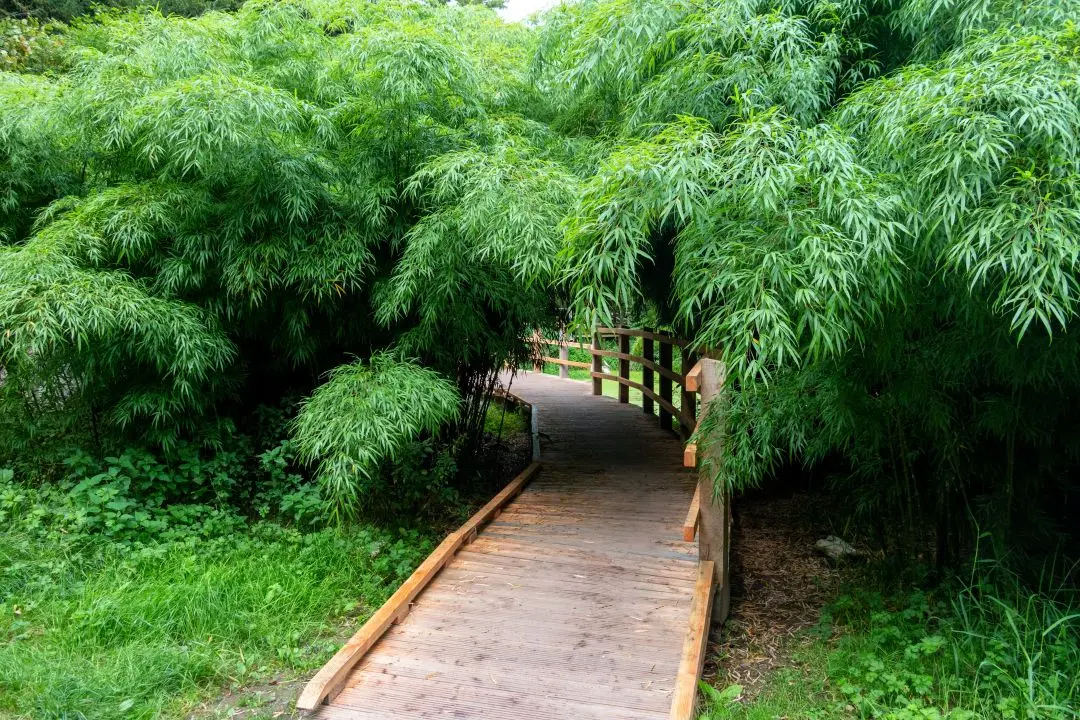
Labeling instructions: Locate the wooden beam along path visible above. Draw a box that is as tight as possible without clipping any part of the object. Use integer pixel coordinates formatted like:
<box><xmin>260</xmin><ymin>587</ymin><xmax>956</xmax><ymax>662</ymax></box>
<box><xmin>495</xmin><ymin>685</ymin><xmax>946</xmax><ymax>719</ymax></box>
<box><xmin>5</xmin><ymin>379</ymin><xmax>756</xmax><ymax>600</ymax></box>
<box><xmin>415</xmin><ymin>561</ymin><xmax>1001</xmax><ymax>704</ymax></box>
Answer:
<box><xmin>302</xmin><ymin>370</ymin><xmax>714</xmax><ymax>720</ymax></box>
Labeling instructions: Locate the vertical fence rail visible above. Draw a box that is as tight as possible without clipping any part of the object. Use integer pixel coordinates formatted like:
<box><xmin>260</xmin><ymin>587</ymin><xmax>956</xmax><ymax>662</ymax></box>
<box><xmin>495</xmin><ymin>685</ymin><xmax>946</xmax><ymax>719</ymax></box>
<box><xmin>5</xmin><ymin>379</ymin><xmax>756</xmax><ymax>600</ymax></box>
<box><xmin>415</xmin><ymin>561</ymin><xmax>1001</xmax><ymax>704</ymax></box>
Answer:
<box><xmin>679</xmin><ymin>347</ymin><xmax>697</xmax><ymax>441</ymax></box>
<box><xmin>642</xmin><ymin>328</ymin><xmax>654</xmax><ymax>416</ymax></box>
<box><xmin>591</xmin><ymin>333</ymin><xmax>603</xmax><ymax>396</ymax></box>
<box><xmin>618</xmin><ymin>328</ymin><xmax>631</xmax><ymax>404</ymax></box>
<box><xmin>659</xmin><ymin>340</ymin><xmax>674</xmax><ymax>432</ymax></box>
<box><xmin>533</xmin><ymin>327</ymin><xmax>694</xmax><ymax>438</ymax></box>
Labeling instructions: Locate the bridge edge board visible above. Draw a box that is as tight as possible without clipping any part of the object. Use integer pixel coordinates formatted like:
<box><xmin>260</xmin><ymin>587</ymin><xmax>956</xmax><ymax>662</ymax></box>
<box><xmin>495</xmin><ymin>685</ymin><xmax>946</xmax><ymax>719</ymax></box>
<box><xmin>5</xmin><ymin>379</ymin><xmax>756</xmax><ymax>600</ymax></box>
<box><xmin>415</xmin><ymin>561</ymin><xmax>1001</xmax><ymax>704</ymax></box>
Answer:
<box><xmin>295</xmin><ymin>461</ymin><xmax>543</xmax><ymax>710</ymax></box>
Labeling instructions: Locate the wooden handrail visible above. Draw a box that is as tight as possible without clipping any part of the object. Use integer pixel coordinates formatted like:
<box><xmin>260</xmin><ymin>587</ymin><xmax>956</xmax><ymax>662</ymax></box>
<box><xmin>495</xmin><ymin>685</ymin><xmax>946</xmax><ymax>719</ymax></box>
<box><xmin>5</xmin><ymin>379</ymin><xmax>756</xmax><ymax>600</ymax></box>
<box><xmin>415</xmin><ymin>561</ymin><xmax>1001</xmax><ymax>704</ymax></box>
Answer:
<box><xmin>535</xmin><ymin>337</ymin><xmax>592</xmax><ymax>350</ymax></box>
<box><xmin>684</xmin><ymin>359</ymin><xmax>703</xmax><ymax>393</ymax></box>
<box><xmin>682</xmin><ymin>486</ymin><xmax>700</xmax><ymax>541</ymax></box>
<box><xmin>590</xmin><ymin>371</ymin><xmax>696</xmax><ymax>431</ymax></box>
<box><xmin>532</xmin><ymin>328</ymin><xmax>702</xmax><ymax>439</ymax></box>
<box><xmin>597</xmin><ymin>327</ymin><xmax>687</xmax><ymax>347</ymax></box>
<box><xmin>683</xmin><ymin>442</ymin><xmax>697</xmax><ymax>468</ymax></box>
<box><xmin>540</xmin><ymin>355</ymin><xmax>592</xmax><ymax>369</ymax></box>
<box><xmin>590</xmin><ymin>348</ymin><xmax>684</xmax><ymax>385</ymax></box>
<box><xmin>669</xmin><ymin>560</ymin><xmax>716</xmax><ymax>720</ymax></box>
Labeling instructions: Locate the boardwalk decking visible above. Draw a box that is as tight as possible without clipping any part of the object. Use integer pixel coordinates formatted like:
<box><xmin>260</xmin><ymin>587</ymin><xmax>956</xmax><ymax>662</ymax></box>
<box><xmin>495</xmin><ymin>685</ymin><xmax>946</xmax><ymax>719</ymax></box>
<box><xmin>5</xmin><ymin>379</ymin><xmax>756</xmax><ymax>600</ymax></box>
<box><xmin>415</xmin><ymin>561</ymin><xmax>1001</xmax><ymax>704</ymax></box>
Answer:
<box><xmin>310</xmin><ymin>371</ymin><xmax>702</xmax><ymax>719</ymax></box>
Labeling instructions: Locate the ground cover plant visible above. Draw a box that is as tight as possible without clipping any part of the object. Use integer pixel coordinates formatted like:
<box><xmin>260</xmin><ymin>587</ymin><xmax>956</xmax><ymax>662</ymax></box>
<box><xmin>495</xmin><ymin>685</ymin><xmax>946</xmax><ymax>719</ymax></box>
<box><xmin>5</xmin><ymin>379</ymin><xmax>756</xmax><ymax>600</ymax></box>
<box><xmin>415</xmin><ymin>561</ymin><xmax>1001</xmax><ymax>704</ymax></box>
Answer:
<box><xmin>0</xmin><ymin>462</ymin><xmax>432</xmax><ymax>719</ymax></box>
<box><xmin>700</xmin><ymin>561</ymin><xmax>1079</xmax><ymax>720</ymax></box>
<box><xmin>0</xmin><ymin>398</ymin><xmax>530</xmax><ymax>718</ymax></box>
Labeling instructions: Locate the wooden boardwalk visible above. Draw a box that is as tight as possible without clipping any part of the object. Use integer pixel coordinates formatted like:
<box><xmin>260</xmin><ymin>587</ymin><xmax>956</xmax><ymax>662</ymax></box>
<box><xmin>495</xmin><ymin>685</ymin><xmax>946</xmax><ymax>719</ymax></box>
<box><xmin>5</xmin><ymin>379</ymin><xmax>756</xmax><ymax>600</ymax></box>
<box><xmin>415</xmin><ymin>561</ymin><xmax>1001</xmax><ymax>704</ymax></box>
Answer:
<box><xmin>304</xmin><ymin>371</ymin><xmax>709</xmax><ymax>719</ymax></box>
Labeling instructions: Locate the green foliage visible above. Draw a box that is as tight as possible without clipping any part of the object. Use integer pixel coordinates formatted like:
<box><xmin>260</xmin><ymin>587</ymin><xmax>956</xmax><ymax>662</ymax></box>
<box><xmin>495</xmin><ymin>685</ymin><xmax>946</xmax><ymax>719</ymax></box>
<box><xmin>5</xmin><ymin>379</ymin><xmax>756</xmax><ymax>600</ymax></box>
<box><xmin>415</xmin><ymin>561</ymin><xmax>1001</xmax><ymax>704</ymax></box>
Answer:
<box><xmin>0</xmin><ymin>418</ymin><xmax>435</xmax><ymax>717</ymax></box>
<box><xmin>0</xmin><ymin>17</ymin><xmax>64</xmax><ymax>71</ymax></box>
<box><xmin>539</xmin><ymin>0</ymin><xmax>1080</xmax><ymax>562</ymax></box>
<box><xmin>2</xmin><ymin>0</ymin><xmax>243</xmax><ymax>23</ymax></box>
<box><xmin>292</xmin><ymin>353</ymin><xmax>460</xmax><ymax>519</ymax></box>
<box><xmin>0</xmin><ymin>0</ymin><xmax>560</xmax><ymax>515</ymax></box>
<box><xmin>0</xmin><ymin>508</ymin><xmax>429</xmax><ymax>718</ymax></box>
<box><xmin>702</xmin><ymin>564</ymin><xmax>1079</xmax><ymax>720</ymax></box>
<box><xmin>483</xmin><ymin>399</ymin><xmax>528</xmax><ymax>439</ymax></box>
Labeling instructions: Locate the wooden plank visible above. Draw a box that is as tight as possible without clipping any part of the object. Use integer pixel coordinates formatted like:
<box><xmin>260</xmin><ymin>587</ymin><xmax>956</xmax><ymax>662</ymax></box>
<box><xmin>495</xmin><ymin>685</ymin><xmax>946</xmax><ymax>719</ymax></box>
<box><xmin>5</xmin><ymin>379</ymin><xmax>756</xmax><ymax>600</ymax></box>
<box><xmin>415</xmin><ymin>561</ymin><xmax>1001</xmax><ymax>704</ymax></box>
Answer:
<box><xmin>385</xmin><ymin>610</ymin><xmax>691</xmax><ymax>653</ymax></box>
<box><xmin>334</xmin><ymin>673</ymin><xmax>670</xmax><ymax>720</ymax></box>
<box><xmin>297</xmin><ymin>462</ymin><xmax>542</xmax><ymax>709</ymax></box>
<box><xmin>683</xmin><ymin>359</ymin><xmax>703</xmax><ymax>393</ymax></box>
<box><xmin>682</xmin><ymin>487</ymin><xmax>700</xmax><ymax>542</ymax></box>
<box><xmin>683</xmin><ymin>443</ymin><xmax>697</xmax><ymax>468</ymax></box>
<box><xmin>536</xmin><ymin>337</ymin><xmax>591</xmax><ymax>351</ymax></box>
<box><xmin>669</xmin><ymin>560</ymin><xmax>716</xmax><ymax>720</ymax></box>
<box><xmin>357</xmin><ymin>648</ymin><xmax>677</xmax><ymax>712</ymax></box>
<box><xmin>591</xmin><ymin>348</ymin><xmax>684</xmax><ymax>385</ymax></box>
<box><xmin>541</xmin><ymin>355</ymin><xmax>592</xmax><ymax>369</ymax></box>
<box><xmin>452</xmin><ymin>554</ymin><xmax>696</xmax><ymax>590</ymax></box>
<box><xmin>463</xmin><ymin>538</ymin><xmax>697</xmax><ymax>579</ymax></box>
<box><xmin>597</xmin><ymin>327</ymin><xmax>687</xmax><ymax>347</ymax></box>
<box><xmin>590</xmin><ymin>372</ymin><xmax>695</xmax><ymax>429</ymax></box>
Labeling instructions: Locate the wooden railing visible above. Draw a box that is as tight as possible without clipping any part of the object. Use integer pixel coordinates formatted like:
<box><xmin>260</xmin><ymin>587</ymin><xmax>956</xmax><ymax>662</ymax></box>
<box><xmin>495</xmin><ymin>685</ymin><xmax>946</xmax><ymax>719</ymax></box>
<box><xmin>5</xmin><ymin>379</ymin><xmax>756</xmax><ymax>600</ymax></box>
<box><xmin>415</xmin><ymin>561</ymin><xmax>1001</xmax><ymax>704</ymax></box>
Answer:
<box><xmin>533</xmin><ymin>331</ymin><xmax>731</xmax><ymax>719</ymax></box>
<box><xmin>534</xmin><ymin>327</ymin><xmax>700</xmax><ymax>440</ymax></box>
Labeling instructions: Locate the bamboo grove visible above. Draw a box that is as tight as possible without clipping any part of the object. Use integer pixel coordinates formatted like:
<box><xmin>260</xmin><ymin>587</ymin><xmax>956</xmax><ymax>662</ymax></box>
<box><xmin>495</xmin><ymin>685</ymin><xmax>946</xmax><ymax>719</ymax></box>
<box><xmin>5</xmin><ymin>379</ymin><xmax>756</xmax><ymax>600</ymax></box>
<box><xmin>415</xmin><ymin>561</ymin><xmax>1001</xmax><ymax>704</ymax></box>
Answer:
<box><xmin>1</xmin><ymin>0</ymin><xmax>1078</xmax><ymax>561</ymax></box>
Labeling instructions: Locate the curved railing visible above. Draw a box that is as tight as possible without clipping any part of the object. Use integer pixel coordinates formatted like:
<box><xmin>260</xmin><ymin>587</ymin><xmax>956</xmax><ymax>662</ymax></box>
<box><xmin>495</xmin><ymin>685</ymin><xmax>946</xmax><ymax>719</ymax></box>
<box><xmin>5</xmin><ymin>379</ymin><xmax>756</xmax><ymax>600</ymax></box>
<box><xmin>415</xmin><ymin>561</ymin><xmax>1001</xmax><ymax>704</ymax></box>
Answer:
<box><xmin>533</xmin><ymin>327</ymin><xmax>700</xmax><ymax>440</ymax></box>
<box><xmin>533</xmin><ymin>327</ymin><xmax>729</xmax><ymax>719</ymax></box>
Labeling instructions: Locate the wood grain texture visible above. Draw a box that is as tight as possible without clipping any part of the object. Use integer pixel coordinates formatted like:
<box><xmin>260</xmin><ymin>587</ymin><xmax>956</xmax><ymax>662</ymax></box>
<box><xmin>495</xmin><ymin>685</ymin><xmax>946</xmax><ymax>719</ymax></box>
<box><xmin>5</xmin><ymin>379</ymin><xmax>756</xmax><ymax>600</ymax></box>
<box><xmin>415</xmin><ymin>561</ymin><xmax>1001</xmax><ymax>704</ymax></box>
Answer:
<box><xmin>596</xmin><ymin>327</ymin><xmax>688</xmax><ymax>347</ymax></box>
<box><xmin>541</xmin><ymin>355</ymin><xmax>593</xmax><ymax>369</ymax></box>
<box><xmin>682</xmin><ymin>486</ymin><xmax>700</xmax><ymax>542</ymax></box>
<box><xmin>296</xmin><ymin>463</ymin><xmax>540</xmax><ymax>709</ymax></box>
<box><xmin>683</xmin><ymin>443</ymin><xmax>697</xmax><ymax>468</ymax></box>
<box><xmin>669</xmin><ymin>561</ymin><xmax>716</xmax><ymax>720</ymax></box>
<box><xmin>683</xmin><ymin>360</ymin><xmax>703</xmax><ymax>393</ymax></box>
<box><xmin>308</xmin><ymin>371</ymin><xmax>705</xmax><ymax>719</ymax></box>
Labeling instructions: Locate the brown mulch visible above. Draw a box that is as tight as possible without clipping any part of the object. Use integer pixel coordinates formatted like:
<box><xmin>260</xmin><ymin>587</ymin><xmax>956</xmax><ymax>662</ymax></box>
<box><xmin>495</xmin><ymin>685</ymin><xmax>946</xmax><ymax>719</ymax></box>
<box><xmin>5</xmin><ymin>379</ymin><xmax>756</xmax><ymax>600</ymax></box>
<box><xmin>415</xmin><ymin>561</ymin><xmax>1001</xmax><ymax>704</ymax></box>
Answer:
<box><xmin>703</xmin><ymin>491</ymin><xmax>839</xmax><ymax>698</ymax></box>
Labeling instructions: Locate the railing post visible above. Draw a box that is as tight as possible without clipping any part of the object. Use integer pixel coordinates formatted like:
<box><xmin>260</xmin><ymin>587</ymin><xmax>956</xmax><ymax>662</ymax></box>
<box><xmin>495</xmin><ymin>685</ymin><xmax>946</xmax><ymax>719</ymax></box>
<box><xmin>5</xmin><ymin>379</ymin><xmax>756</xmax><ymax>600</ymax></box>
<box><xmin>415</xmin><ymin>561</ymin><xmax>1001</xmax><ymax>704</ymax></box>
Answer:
<box><xmin>618</xmin><ymin>327</ymin><xmax>630</xmax><ymax>404</ymax></box>
<box><xmin>591</xmin><ymin>331</ymin><xmax>603</xmax><ymax>396</ymax></box>
<box><xmin>641</xmin><ymin>328</ymin><xmax>654</xmax><ymax>416</ymax></box>
<box><xmin>680</xmin><ymin>347</ymin><xmax>698</xmax><ymax>440</ymax></box>
<box><xmin>659</xmin><ymin>340</ymin><xmax>673</xmax><ymax>431</ymax></box>
<box><xmin>558</xmin><ymin>343</ymin><xmax>570</xmax><ymax>380</ymax></box>
<box><xmin>697</xmin><ymin>357</ymin><xmax>731</xmax><ymax>625</ymax></box>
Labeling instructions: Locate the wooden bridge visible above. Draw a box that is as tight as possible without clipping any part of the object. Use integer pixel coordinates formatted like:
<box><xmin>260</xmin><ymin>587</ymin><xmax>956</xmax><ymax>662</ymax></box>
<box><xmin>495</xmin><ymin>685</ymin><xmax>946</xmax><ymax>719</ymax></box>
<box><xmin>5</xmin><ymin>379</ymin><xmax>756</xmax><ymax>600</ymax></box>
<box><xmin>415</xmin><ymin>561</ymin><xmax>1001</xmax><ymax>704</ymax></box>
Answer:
<box><xmin>298</xmin><ymin>329</ymin><xmax>731</xmax><ymax>719</ymax></box>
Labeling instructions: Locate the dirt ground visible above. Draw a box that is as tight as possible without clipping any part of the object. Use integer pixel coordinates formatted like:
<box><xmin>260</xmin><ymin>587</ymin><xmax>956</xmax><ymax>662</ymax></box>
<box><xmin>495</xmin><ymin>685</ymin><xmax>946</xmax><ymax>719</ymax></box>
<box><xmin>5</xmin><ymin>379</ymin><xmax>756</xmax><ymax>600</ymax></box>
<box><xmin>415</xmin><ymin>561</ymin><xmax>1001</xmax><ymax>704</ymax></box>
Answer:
<box><xmin>703</xmin><ymin>490</ymin><xmax>840</xmax><ymax>698</ymax></box>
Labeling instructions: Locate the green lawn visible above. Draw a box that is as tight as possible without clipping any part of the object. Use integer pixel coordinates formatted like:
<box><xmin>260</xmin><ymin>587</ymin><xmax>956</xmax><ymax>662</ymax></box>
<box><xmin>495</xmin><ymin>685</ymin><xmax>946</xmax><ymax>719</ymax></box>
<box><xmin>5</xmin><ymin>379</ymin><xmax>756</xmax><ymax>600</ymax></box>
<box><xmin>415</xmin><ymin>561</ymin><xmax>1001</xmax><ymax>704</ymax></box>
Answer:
<box><xmin>0</xmin><ymin>522</ymin><xmax>428</xmax><ymax>719</ymax></box>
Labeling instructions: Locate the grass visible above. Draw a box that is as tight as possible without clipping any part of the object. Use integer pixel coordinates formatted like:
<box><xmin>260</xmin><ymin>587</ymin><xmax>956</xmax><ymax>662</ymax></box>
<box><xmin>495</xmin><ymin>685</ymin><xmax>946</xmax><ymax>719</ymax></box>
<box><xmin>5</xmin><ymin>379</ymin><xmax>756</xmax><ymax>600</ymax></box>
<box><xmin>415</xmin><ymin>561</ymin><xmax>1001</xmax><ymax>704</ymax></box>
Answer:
<box><xmin>700</xmin><ymin>562</ymin><xmax>1080</xmax><ymax>720</ymax></box>
<box><xmin>0</xmin><ymin>523</ymin><xmax>429</xmax><ymax>719</ymax></box>
<box><xmin>483</xmin><ymin>400</ymin><xmax>529</xmax><ymax>440</ymax></box>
